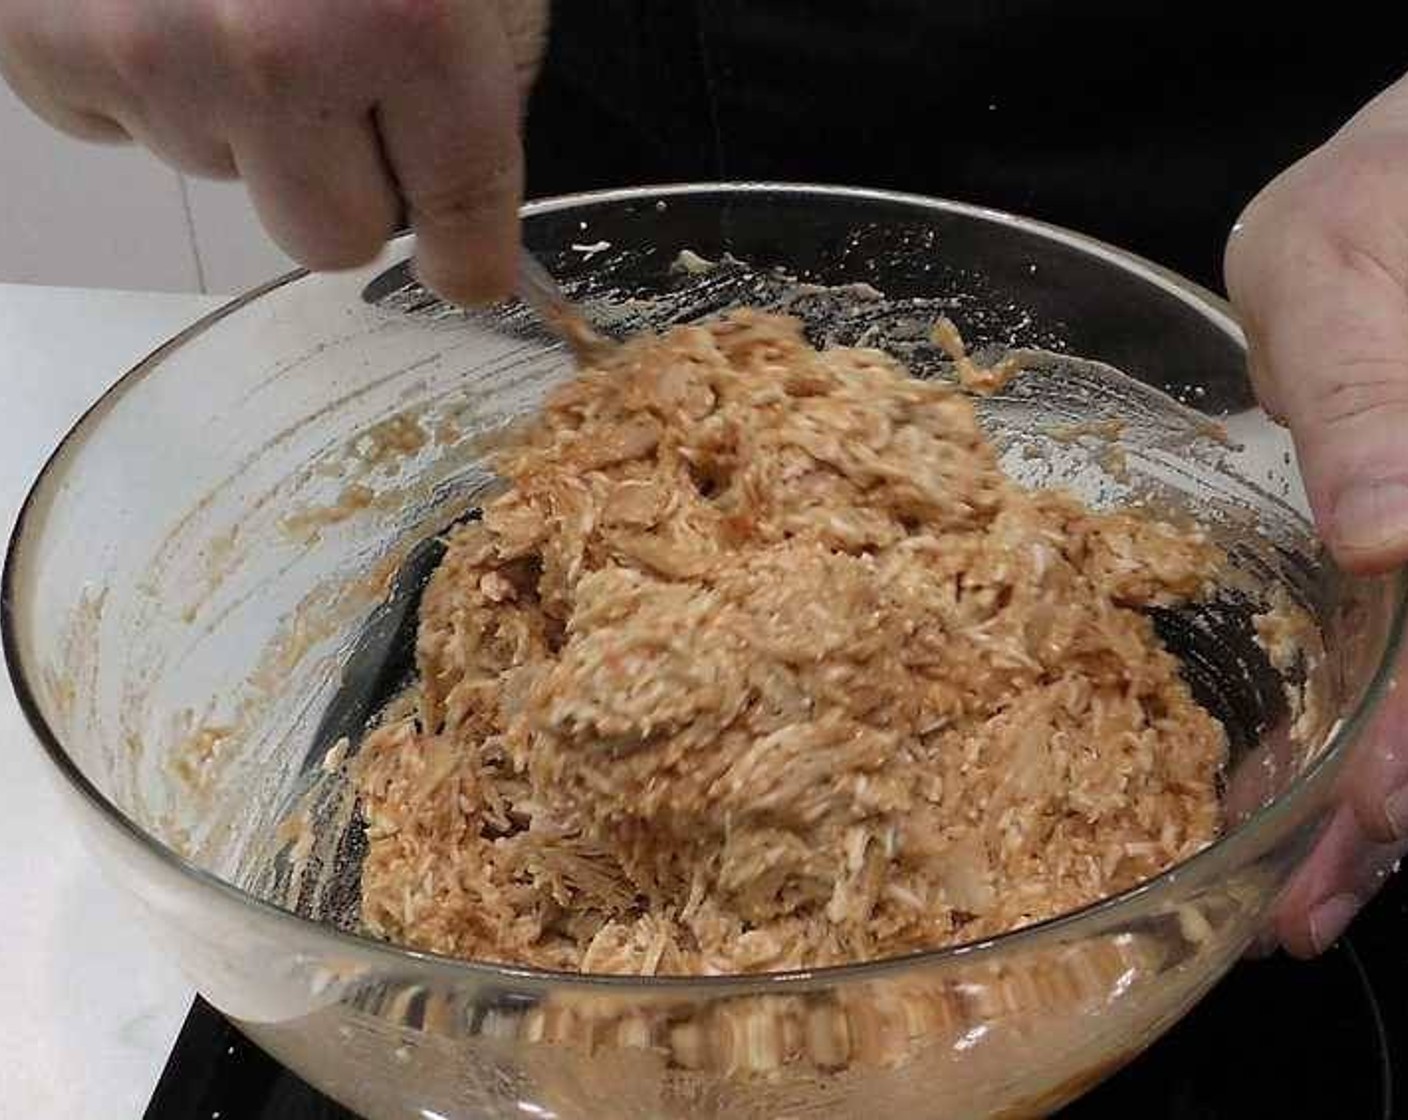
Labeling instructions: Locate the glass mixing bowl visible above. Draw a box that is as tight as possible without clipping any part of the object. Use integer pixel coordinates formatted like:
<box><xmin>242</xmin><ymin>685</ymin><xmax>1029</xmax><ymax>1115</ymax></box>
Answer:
<box><xmin>5</xmin><ymin>184</ymin><xmax>1405</xmax><ymax>1119</ymax></box>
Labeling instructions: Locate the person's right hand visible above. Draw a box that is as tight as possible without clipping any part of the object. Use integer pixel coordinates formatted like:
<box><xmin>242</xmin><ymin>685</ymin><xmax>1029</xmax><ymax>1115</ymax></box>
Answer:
<box><xmin>0</xmin><ymin>0</ymin><xmax>548</xmax><ymax>304</ymax></box>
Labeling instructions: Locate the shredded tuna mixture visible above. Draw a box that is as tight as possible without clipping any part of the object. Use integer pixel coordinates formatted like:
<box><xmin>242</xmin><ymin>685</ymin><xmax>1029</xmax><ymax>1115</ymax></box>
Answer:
<box><xmin>356</xmin><ymin>311</ymin><xmax>1226</xmax><ymax>975</ymax></box>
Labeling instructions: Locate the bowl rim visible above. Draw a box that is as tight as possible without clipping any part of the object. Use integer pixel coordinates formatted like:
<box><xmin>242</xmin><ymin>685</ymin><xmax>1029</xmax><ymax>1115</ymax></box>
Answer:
<box><xmin>6</xmin><ymin>180</ymin><xmax>1406</xmax><ymax>992</ymax></box>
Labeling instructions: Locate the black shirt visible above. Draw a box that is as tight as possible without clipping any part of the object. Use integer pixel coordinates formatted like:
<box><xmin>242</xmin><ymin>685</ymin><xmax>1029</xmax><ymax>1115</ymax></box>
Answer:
<box><xmin>526</xmin><ymin>2</ymin><xmax>1406</xmax><ymax>290</ymax></box>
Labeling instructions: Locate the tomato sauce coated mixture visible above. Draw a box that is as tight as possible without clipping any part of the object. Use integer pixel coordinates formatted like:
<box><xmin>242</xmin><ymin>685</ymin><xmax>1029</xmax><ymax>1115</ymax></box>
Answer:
<box><xmin>356</xmin><ymin>311</ymin><xmax>1224</xmax><ymax>975</ymax></box>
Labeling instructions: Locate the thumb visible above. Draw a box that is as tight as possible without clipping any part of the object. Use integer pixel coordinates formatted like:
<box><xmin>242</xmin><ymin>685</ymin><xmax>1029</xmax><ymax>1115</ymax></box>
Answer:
<box><xmin>1227</xmin><ymin>134</ymin><xmax>1408</xmax><ymax>575</ymax></box>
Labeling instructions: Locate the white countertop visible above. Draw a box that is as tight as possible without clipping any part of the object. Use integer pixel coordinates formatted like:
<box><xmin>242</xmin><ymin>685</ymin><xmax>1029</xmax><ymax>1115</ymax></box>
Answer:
<box><xmin>0</xmin><ymin>284</ymin><xmax>225</xmax><ymax>1117</ymax></box>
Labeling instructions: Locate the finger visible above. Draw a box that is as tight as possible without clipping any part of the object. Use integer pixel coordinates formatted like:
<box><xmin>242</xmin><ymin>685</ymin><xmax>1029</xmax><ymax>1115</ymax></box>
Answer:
<box><xmin>1272</xmin><ymin>802</ymin><xmax>1407</xmax><ymax>957</ymax></box>
<box><xmin>41</xmin><ymin>0</ymin><xmax>233</xmax><ymax>177</ymax></box>
<box><xmin>0</xmin><ymin>52</ymin><xmax>129</xmax><ymax>142</ymax></box>
<box><xmin>109</xmin><ymin>109</ymin><xmax>236</xmax><ymax>179</ymax></box>
<box><xmin>1335</xmin><ymin>650</ymin><xmax>1408</xmax><ymax>844</ymax></box>
<box><xmin>3</xmin><ymin>5</ymin><xmax>226</xmax><ymax>168</ymax></box>
<box><xmin>1226</xmin><ymin>140</ymin><xmax>1408</xmax><ymax>575</ymax></box>
<box><xmin>30</xmin><ymin>100</ymin><xmax>129</xmax><ymax>144</ymax></box>
<box><xmin>376</xmin><ymin>2</ymin><xmax>523</xmax><ymax>305</ymax></box>
<box><xmin>1273</xmin><ymin>247</ymin><xmax>1408</xmax><ymax>575</ymax></box>
<box><xmin>233</xmin><ymin>115</ymin><xmax>401</xmax><ymax>271</ymax></box>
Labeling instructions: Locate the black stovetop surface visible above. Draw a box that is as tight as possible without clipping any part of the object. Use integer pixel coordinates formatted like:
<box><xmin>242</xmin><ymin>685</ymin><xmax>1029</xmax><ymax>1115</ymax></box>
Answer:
<box><xmin>146</xmin><ymin>871</ymin><xmax>1408</xmax><ymax>1119</ymax></box>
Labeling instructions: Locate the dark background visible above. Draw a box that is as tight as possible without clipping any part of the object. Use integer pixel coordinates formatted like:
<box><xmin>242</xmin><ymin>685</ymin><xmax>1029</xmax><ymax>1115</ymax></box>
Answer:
<box><xmin>526</xmin><ymin>1</ymin><xmax>1408</xmax><ymax>293</ymax></box>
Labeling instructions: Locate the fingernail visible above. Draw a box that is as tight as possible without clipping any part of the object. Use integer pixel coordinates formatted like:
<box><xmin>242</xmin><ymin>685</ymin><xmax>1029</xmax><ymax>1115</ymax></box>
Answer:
<box><xmin>1385</xmin><ymin>785</ymin><xmax>1408</xmax><ymax>840</ymax></box>
<box><xmin>1333</xmin><ymin>480</ymin><xmax>1408</xmax><ymax>557</ymax></box>
<box><xmin>1309</xmin><ymin>893</ymin><xmax>1362</xmax><ymax>955</ymax></box>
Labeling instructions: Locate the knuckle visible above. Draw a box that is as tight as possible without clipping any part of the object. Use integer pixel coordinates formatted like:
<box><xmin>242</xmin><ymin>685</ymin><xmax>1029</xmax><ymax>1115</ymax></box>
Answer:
<box><xmin>298</xmin><ymin>208</ymin><xmax>393</xmax><ymax>270</ymax></box>
<box><xmin>1281</xmin><ymin>141</ymin><xmax>1408</xmax><ymax>275</ymax></box>
<box><xmin>407</xmin><ymin>158</ymin><xmax>521</xmax><ymax>228</ymax></box>
<box><xmin>1313</xmin><ymin>367</ymin><xmax>1408</xmax><ymax>431</ymax></box>
<box><xmin>1229</xmin><ymin>138</ymin><xmax>1408</xmax><ymax>347</ymax></box>
<box><xmin>215</xmin><ymin>0</ymin><xmax>308</xmax><ymax>96</ymax></box>
<box><xmin>1321</xmin><ymin>233</ymin><xmax>1406</xmax><ymax>302</ymax></box>
<box><xmin>297</xmin><ymin>226</ymin><xmax>383</xmax><ymax>271</ymax></box>
<box><xmin>176</xmin><ymin>139</ymin><xmax>239</xmax><ymax>180</ymax></box>
<box><xmin>303</xmin><ymin>241</ymin><xmax>381</xmax><ymax>271</ymax></box>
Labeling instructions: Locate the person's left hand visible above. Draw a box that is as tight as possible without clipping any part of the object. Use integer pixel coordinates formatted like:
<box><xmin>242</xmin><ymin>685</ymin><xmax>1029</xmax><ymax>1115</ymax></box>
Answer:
<box><xmin>1225</xmin><ymin>71</ymin><xmax>1408</xmax><ymax>956</ymax></box>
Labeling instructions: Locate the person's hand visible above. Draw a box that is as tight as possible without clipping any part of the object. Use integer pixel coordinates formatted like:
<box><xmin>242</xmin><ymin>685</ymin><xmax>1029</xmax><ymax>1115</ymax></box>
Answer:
<box><xmin>0</xmin><ymin>0</ymin><xmax>548</xmax><ymax>304</ymax></box>
<box><xmin>1225</xmin><ymin>71</ymin><xmax>1408</xmax><ymax>956</ymax></box>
